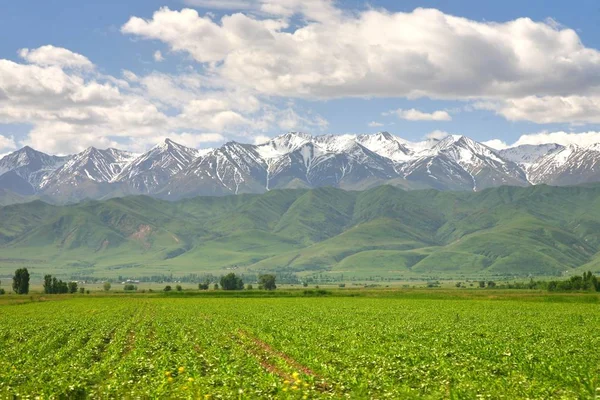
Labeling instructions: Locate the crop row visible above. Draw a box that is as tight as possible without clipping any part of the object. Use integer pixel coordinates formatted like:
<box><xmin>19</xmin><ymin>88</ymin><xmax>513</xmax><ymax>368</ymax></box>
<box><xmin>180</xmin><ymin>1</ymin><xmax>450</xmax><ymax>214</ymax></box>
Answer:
<box><xmin>0</xmin><ymin>297</ymin><xmax>599</xmax><ymax>398</ymax></box>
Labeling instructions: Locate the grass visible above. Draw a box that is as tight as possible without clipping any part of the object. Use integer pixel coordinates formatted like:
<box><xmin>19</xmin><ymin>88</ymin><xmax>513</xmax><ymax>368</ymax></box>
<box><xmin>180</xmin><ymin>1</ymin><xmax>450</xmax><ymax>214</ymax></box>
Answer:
<box><xmin>0</xmin><ymin>290</ymin><xmax>599</xmax><ymax>398</ymax></box>
<box><xmin>4</xmin><ymin>184</ymin><xmax>600</xmax><ymax>279</ymax></box>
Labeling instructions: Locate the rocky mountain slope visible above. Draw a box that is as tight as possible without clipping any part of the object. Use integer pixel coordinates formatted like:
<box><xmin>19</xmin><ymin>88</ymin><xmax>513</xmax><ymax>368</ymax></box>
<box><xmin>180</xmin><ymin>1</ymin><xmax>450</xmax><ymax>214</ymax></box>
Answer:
<box><xmin>2</xmin><ymin>132</ymin><xmax>600</xmax><ymax>202</ymax></box>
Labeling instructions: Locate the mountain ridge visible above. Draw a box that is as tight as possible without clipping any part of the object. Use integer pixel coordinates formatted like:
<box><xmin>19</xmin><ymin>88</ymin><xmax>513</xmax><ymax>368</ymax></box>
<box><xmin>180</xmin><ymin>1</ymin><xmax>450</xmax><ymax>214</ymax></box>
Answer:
<box><xmin>2</xmin><ymin>184</ymin><xmax>600</xmax><ymax>280</ymax></box>
<box><xmin>2</xmin><ymin>132</ymin><xmax>600</xmax><ymax>203</ymax></box>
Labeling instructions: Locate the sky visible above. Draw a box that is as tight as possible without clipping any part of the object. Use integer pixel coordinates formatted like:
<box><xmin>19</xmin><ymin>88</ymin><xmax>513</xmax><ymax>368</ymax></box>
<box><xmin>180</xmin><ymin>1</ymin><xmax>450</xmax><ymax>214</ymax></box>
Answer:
<box><xmin>2</xmin><ymin>0</ymin><xmax>600</xmax><ymax>155</ymax></box>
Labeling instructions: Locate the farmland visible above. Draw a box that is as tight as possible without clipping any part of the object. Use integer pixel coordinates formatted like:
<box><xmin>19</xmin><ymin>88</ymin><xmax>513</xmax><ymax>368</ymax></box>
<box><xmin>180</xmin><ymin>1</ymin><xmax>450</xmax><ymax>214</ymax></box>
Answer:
<box><xmin>1</xmin><ymin>291</ymin><xmax>599</xmax><ymax>399</ymax></box>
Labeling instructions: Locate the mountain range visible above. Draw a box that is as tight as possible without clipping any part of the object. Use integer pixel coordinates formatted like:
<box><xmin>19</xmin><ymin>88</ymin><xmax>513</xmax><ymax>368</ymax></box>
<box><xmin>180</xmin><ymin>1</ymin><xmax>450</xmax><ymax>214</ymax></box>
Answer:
<box><xmin>1</xmin><ymin>132</ymin><xmax>599</xmax><ymax>204</ymax></box>
<box><xmin>2</xmin><ymin>184</ymin><xmax>600</xmax><ymax>280</ymax></box>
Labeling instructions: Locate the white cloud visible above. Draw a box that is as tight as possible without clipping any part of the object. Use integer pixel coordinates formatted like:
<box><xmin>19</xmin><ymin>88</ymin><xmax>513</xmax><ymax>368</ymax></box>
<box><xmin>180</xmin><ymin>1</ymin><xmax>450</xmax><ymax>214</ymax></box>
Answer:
<box><xmin>482</xmin><ymin>139</ymin><xmax>508</xmax><ymax>150</ymax></box>
<box><xmin>153</xmin><ymin>50</ymin><xmax>165</xmax><ymax>62</ymax></box>
<box><xmin>253</xmin><ymin>134</ymin><xmax>271</xmax><ymax>144</ymax></box>
<box><xmin>18</xmin><ymin>45</ymin><xmax>93</xmax><ymax>69</ymax></box>
<box><xmin>425</xmin><ymin>130</ymin><xmax>450</xmax><ymax>140</ymax></box>
<box><xmin>121</xmin><ymin>6</ymin><xmax>600</xmax><ymax>104</ymax></box>
<box><xmin>476</xmin><ymin>96</ymin><xmax>600</xmax><ymax>124</ymax></box>
<box><xmin>0</xmin><ymin>135</ymin><xmax>16</xmax><ymax>152</ymax></box>
<box><xmin>0</xmin><ymin>45</ymin><xmax>324</xmax><ymax>153</ymax></box>
<box><xmin>368</xmin><ymin>121</ymin><xmax>384</xmax><ymax>127</ymax></box>
<box><xmin>389</xmin><ymin>108</ymin><xmax>452</xmax><ymax>121</ymax></box>
<box><xmin>511</xmin><ymin>131</ymin><xmax>600</xmax><ymax>148</ymax></box>
<box><xmin>258</xmin><ymin>107</ymin><xmax>328</xmax><ymax>132</ymax></box>
<box><xmin>138</xmin><ymin>132</ymin><xmax>224</xmax><ymax>151</ymax></box>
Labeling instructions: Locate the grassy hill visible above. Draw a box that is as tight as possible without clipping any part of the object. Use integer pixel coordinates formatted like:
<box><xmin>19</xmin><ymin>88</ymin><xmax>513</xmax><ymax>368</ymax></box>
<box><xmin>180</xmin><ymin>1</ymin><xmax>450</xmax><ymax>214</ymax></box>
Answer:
<box><xmin>2</xmin><ymin>184</ymin><xmax>600</xmax><ymax>280</ymax></box>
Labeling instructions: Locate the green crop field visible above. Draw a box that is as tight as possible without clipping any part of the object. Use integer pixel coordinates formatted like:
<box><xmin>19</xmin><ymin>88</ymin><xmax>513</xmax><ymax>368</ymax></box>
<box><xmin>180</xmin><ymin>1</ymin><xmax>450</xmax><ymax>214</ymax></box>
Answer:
<box><xmin>1</xmin><ymin>291</ymin><xmax>599</xmax><ymax>399</ymax></box>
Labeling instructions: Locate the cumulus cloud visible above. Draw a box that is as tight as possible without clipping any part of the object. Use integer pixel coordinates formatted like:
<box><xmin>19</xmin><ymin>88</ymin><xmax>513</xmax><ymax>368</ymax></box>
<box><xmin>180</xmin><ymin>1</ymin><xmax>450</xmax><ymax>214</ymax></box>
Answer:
<box><xmin>0</xmin><ymin>135</ymin><xmax>16</xmax><ymax>152</ymax></box>
<box><xmin>18</xmin><ymin>45</ymin><xmax>93</xmax><ymax>69</ymax></box>
<box><xmin>476</xmin><ymin>96</ymin><xmax>600</xmax><ymax>124</ymax></box>
<box><xmin>388</xmin><ymin>108</ymin><xmax>452</xmax><ymax>121</ymax></box>
<box><xmin>122</xmin><ymin>7</ymin><xmax>600</xmax><ymax>102</ymax></box>
<box><xmin>153</xmin><ymin>50</ymin><xmax>165</xmax><ymax>62</ymax></box>
<box><xmin>0</xmin><ymin>45</ymin><xmax>325</xmax><ymax>153</ymax></box>
<box><xmin>425</xmin><ymin>130</ymin><xmax>451</xmax><ymax>140</ymax></box>
<box><xmin>511</xmin><ymin>131</ymin><xmax>600</xmax><ymax>148</ymax></box>
<box><xmin>482</xmin><ymin>139</ymin><xmax>509</xmax><ymax>150</ymax></box>
<box><xmin>258</xmin><ymin>107</ymin><xmax>329</xmax><ymax>132</ymax></box>
<box><xmin>253</xmin><ymin>134</ymin><xmax>271</xmax><ymax>144</ymax></box>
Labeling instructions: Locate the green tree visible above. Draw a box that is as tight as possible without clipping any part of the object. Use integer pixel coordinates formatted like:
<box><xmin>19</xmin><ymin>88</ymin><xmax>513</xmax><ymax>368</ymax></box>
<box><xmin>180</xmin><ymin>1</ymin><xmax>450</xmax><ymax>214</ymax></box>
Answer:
<box><xmin>68</xmin><ymin>281</ymin><xmax>78</xmax><ymax>294</ymax></box>
<box><xmin>220</xmin><ymin>273</ymin><xmax>244</xmax><ymax>290</ymax></box>
<box><xmin>258</xmin><ymin>274</ymin><xmax>276</xmax><ymax>290</ymax></box>
<box><xmin>12</xmin><ymin>268</ymin><xmax>30</xmax><ymax>295</ymax></box>
<box><xmin>163</xmin><ymin>285</ymin><xmax>172</xmax><ymax>292</ymax></box>
<box><xmin>123</xmin><ymin>284</ymin><xmax>137</xmax><ymax>291</ymax></box>
<box><xmin>176</xmin><ymin>285</ymin><xmax>183</xmax><ymax>292</ymax></box>
<box><xmin>103</xmin><ymin>282</ymin><xmax>111</xmax><ymax>292</ymax></box>
<box><xmin>198</xmin><ymin>280</ymin><xmax>210</xmax><ymax>290</ymax></box>
<box><xmin>43</xmin><ymin>274</ymin><xmax>53</xmax><ymax>294</ymax></box>
<box><xmin>213</xmin><ymin>283</ymin><xmax>219</xmax><ymax>290</ymax></box>
<box><xmin>79</xmin><ymin>287</ymin><xmax>85</xmax><ymax>294</ymax></box>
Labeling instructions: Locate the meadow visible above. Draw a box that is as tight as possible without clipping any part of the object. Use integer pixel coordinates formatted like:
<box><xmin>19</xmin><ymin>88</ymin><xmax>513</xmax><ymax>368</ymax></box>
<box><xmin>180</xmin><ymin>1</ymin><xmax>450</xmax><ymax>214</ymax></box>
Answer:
<box><xmin>1</xmin><ymin>290</ymin><xmax>599</xmax><ymax>399</ymax></box>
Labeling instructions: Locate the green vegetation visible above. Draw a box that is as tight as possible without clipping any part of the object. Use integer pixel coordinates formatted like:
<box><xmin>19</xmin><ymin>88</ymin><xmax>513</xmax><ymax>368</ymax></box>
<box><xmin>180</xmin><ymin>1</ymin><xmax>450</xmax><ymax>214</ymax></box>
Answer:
<box><xmin>11</xmin><ymin>268</ymin><xmax>29</xmax><ymax>294</ymax></box>
<box><xmin>4</xmin><ymin>184</ymin><xmax>600</xmax><ymax>280</ymax></box>
<box><xmin>1</xmin><ymin>292</ymin><xmax>599</xmax><ymax>398</ymax></box>
<box><xmin>258</xmin><ymin>274</ymin><xmax>276</xmax><ymax>290</ymax></box>
<box><xmin>220</xmin><ymin>273</ymin><xmax>244</xmax><ymax>290</ymax></box>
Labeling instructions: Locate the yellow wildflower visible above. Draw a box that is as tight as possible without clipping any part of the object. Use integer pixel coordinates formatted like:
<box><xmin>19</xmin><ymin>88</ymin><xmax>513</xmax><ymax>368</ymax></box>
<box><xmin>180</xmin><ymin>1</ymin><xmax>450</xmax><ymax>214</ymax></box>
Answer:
<box><xmin>178</xmin><ymin>366</ymin><xmax>185</xmax><ymax>373</ymax></box>
<box><xmin>168</xmin><ymin>377</ymin><xmax>174</xmax><ymax>383</ymax></box>
<box><xmin>188</xmin><ymin>377</ymin><xmax>194</xmax><ymax>382</ymax></box>
<box><xmin>165</xmin><ymin>371</ymin><xmax>171</xmax><ymax>377</ymax></box>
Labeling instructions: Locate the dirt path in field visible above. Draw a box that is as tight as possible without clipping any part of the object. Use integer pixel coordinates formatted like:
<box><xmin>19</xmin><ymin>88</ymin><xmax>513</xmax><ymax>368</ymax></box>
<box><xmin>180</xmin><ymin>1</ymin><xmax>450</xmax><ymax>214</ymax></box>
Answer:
<box><xmin>235</xmin><ymin>330</ymin><xmax>332</xmax><ymax>392</ymax></box>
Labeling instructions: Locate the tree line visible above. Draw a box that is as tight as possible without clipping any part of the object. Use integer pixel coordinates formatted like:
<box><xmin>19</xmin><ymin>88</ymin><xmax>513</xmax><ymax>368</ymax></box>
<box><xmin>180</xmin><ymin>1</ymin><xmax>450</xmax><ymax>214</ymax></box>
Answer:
<box><xmin>43</xmin><ymin>274</ymin><xmax>80</xmax><ymax>294</ymax></box>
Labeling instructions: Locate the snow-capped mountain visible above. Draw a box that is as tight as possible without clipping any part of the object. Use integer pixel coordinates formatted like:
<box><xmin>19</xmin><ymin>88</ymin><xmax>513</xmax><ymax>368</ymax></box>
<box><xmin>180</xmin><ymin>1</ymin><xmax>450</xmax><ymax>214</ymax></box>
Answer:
<box><xmin>499</xmin><ymin>144</ymin><xmax>564</xmax><ymax>169</ymax></box>
<box><xmin>5</xmin><ymin>132</ymin><xmax>600</xmax><ymax>204</ymax></box>
<box><xmin>114</xmin><ymin>139</ymin><xmax>201</xmax><ymax>194</ymax></box>
<box><xmin>526</xmin><ymin>144</ymin><xmax>600</xmax><ymax>186</ymax></box>
<box><xmin>414</xmin><ymin>135</ymin><xmax>529</xmax><ymax>190</ymax></box>
<box><xmin>39</xmin><ymin>147</ymin><xmax>136</xmax><ymax>201</ymax></box>
<box><xmin>0</xmin><ymin>146</ymin><xmax>69</xmax><ymax>191</ymax></box>
<box><xmin>161</xmin><ymin>141</ymin><xmax>268</xmax><ymax>198</ymax></box>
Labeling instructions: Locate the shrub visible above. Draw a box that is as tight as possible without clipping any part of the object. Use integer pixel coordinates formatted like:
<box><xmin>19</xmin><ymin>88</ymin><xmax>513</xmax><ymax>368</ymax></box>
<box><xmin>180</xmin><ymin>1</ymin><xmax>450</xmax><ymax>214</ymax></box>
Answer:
<box><xmin>164</xmin><ymin>285</ymin><xmax>172</xmax><ymax>292</ymax></box>
<box><xmin>103</xmin><ymin>282</ymin><xmax>111</xmax><ymax>292</ymax></box>
<box><xmin>176</xmin><ymin>285</ymin><xmax>183</xmax><ymax>292</ymax></box>
<box><xmin>124</xmin><ymin>284</ymin><xmax>137</xmax><ymax>291</ymax></box>
<box><xmin>220</xmin><ymin>273</ymin><xmax>244</xmax><ymax>290</ymax></box>
<box><xmin>258</xmin><ymin>274</ymin><xmax>276</xmax><ymax>290</ymax></box>
<box><xmin>68</xmin><ymin>282</ymin><xmax>78</xmax><ymax>294</ymax></box>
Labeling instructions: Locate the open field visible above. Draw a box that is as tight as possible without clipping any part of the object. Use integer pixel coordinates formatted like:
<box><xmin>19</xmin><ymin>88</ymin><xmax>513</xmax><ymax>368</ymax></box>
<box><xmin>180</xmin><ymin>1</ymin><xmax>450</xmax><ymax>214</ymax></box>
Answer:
<box><xmin>1</xmin><ymin>290</ymin><xmax>599</xmax><ymax>398</ymax></box>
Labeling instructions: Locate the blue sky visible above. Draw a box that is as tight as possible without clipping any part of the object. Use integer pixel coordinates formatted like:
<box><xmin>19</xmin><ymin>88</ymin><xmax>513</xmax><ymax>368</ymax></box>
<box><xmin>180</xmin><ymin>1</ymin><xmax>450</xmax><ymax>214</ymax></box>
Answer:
<box><xmin>2</xmin><ymin>0</ymin><xmax>600</xmax><ymax>154</ymax></box>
